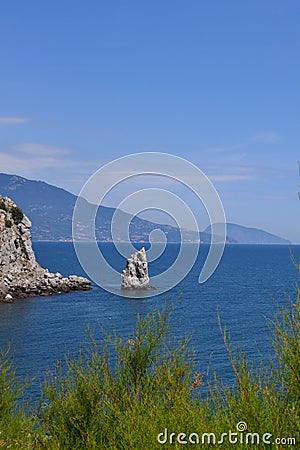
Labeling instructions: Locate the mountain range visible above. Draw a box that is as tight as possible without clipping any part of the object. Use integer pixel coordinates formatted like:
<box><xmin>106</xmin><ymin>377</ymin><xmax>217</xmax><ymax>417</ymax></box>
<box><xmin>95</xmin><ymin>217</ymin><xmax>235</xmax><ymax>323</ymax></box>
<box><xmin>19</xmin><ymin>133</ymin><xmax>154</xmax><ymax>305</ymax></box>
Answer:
<box><xmin>204</xmin><ymin>223</ymin><xmax>290</xmax><ymax>245</ymax></box>
<box><xmin>0</xmin><ymin>173</ymin><xmax>290</xmax><ymax>244</ymax></box>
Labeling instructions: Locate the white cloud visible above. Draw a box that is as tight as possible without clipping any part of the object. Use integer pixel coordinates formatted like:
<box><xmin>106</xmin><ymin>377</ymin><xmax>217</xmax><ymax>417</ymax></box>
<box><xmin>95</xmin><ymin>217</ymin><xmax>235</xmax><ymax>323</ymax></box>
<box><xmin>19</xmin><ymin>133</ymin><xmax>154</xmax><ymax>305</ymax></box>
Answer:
<box><xmin>0</xmin><ymin>143</ymin><xmax>99</xmax><ymax>185</ymax></box>
<box><xmin>202</xmin><ymin>144</ymin><xmax>241</xmax><ymax>154</ymax></box>
<box><xmin>202</xmin><ymin>131</ymin><xmax>280</xmax><ymax>162</ymax></box>
<box><xmin>200</xmin><ymin>162</ymin><xmax>255</xmax><ymax>182</ymax></box>
<box><xmin>14</xmin><ymin>142</ymin><xmax>70</xmax><ymax>156</ymax></box>
<box><xmin>210</xmin><ymin>174</ymin><xmax>254</xmax><ymax>181</ymax></box>
<box><xmin>262</xmin><ymin>195</ymin><xmax>288</xmax><ymax>201</ymax></box>
<box><xmin>0</xmin><ymin>116</ymin><xmax>31</xmax><ymax>124</ymax></box>
<box><xmin>0</xmin><ymin>151</ymin><xmax>69</xmax><ymax>172</ymax></box>
<box><xmin>252</xmin><ymin>131</ymin><xmax>280</xmax><ymax>143</ymax></box>
<box><xmin>0</xmin><ymin>145</ymin><xmax>103</xmax><ymax>194</ymax></box>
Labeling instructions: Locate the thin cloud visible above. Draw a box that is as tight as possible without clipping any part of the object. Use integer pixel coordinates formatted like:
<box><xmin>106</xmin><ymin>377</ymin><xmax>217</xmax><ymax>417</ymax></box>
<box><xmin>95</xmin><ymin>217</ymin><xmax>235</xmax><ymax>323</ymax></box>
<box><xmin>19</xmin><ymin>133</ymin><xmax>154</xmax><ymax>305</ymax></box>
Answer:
<box><xmin>210</xmin><ymin>174</ymin><xmax>254</xmax><ymax>181</ymax></box>
<box><xmin>199</xmin><ymin>162</ymin><xmax>255</xmax><ymax>182</ymax></box>
<box><xmin>262</xmin><ymin>195</ymin><xmax>288</xmax><ymax>201</ymax></box>
<box><xmin>0</xmin><ymin>150</ymin><xmax>99</xmax><ymax>173</ymax></box>
<box><xmin>252</xmin><ymin>131</ymin><xmax>280</xmax><ymax>143</ymax></box>
<box><xmin>202</xmin><ymin>131</ymin><xmax>280</xmax><ymax>160</ymax></box>
<box><xmin>0</xmin><ymin>151</ymin><xmax>70</xmax><ymax>171</ymax></box>
<box><xmin>202</xmin><ymin>143</ymin><xmax>241</xmax><ymax>154</ymax></box>
<box><xmin>0</xmin><ymin>147</ymin><xmax>102</xmax><ymax>194</ymax></box>
<box><xmin>14</xmin><ymin>142</ymin><xmax>71</xmax><ymax>156</ymax></box>
<box><xmin>0</xmin><ymin>116</ymin><xmax>31</xmax><ymax>124</ymax></box>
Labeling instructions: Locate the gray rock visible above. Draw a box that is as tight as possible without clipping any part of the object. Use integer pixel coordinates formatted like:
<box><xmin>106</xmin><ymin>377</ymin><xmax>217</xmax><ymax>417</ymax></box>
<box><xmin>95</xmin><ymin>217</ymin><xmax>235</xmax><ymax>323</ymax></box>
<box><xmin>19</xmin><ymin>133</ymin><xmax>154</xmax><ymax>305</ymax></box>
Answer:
<box><xmin>44</xmin><ymin>271</ymin><xmax>55</xmax><ymax>278</ymax></box>
<box><xmin>4</xmin><ymin>293</ymin><xmax>13</xmax><ymax>303</ymax></box>
<box><xmin>121</xmin><ymin>247</ymin><xmax>153</xmax><ymax>290</ymax></box>
<box><xmin>21</xmin><ymin>216</ymin><xmax>31</xmax><ymax>228</ymax></box>
<box><xmin>0</xmin><ymin>195</ymin><xmax>91</xmax><ymax>301</ymax></box>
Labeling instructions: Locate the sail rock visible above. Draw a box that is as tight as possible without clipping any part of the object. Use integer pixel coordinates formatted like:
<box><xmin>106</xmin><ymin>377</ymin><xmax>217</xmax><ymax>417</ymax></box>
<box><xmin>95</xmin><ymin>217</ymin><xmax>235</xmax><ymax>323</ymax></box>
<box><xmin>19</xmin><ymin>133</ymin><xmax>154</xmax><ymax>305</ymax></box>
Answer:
<box><xmin>121</xmin><ymin>247</ymin><xmax>151</xmax><ymax>289</ymax></box>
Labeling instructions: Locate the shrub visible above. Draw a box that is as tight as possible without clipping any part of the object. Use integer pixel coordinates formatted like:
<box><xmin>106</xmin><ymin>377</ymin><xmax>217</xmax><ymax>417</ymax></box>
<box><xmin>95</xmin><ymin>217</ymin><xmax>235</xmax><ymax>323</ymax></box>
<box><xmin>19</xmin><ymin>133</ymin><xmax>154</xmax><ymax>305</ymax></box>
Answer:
<box><xmin>0</xmin><ymin>349</ymin><xmax>34</xmax><ymax>447</ymax></box>
<box><xmin>0</xmin><ymin>295</ymin><xmax>299</xmax><ymax>448</ymax></box>
<box><xmin>5</xmin><ymin>219</ymin><xmax>12</xmax><ymax>228</ymax></box>
<box><xmin>10</xmin><ymin>206</ymin><xmax>24</xmax><ymax>224</ymax></box>
<box><xmin>37</xmin><ymin>296</ymin><xmax>299</xmax><ymax>449</ymax></box>
<box><xmin>38</xmin><ymin>303</ymin><xmax>195</xmax><ymax>449</ymax></box>
<box><xmin>0</xmin><ymin>200</ymin><xmax>7</xmax><ymax>212</ymax></box>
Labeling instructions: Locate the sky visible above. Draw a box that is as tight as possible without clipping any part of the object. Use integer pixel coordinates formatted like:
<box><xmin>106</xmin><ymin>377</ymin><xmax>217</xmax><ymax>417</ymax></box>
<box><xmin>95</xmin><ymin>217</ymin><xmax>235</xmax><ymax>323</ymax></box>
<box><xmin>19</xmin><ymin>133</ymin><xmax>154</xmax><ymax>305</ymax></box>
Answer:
<box><xmin>0</xmin><ymin>0</ymin><xmax>299</xmax><ymax>242</ymax></box>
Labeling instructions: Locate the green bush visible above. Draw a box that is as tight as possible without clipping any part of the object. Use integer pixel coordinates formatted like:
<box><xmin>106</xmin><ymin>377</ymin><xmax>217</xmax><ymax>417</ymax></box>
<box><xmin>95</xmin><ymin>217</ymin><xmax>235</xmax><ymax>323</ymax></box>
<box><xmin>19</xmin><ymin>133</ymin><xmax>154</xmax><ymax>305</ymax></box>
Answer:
<box><xmin>5</xmin><ymin>219</ymin><xmax>12</xmax><ymax>228</ymax></box>
<box><xmin>0</xmin><ymin>201</ymin><xmax>7</xmax><ymax>212</ymax></box>
<box><xmin>38</xmin><ymin>303</ymin><xmax>195</xmax><ymax>449</ymax></box>
<box><xmin>0</xmin><ymin>294</ymin><xmax>299</xmax><ymax>449</ymax></box>
<box><xmin>10</xmin><ymin>206</ymin><xmax>24</xmax><ymax>224</ymax></box>
<box><xmin>0</xmin><ymin>349</ymin><xmax>35</xmax><ymax>447</ymax></box>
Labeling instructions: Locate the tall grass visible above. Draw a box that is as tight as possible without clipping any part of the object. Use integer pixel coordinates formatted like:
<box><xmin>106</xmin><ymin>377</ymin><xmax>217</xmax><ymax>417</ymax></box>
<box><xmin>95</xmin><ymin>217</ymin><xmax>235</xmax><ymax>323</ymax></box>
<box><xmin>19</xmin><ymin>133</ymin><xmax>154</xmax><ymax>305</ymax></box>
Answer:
<box><xmin>0</xmin><ymin>293</ymin><xmax>299</xmax><ymax>449</ymax></box>
<box><xmin>0</xmin><ymin>348</ymin><xmax>35</xmax><ymax>448</ymax></box>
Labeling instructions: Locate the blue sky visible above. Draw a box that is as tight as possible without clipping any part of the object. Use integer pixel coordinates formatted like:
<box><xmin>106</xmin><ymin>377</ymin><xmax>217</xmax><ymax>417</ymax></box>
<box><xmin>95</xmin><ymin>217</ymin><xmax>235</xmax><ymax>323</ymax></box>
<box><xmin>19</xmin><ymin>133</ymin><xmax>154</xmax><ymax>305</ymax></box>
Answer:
<box><xmin>0</xmin><ymin>1</ymin><xmax>299</xmax><ymax>241</ymax></box>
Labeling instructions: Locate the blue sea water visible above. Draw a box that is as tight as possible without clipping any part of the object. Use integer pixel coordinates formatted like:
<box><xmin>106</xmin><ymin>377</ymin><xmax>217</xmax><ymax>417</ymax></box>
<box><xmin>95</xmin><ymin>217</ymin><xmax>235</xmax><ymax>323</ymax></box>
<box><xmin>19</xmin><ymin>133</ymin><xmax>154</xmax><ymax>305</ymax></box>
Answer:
<box><xmin>0</xmin><ymin>242</ymin><xmax>299</xmax><ymax>400</ymax></box>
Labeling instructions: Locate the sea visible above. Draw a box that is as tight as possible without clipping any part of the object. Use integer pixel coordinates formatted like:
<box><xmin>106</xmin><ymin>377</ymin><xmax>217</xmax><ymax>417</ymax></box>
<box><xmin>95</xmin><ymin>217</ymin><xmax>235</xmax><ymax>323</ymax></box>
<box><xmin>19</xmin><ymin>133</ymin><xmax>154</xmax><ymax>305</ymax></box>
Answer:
<box><xmin>0</xmin><ymin>242</ymin><xmax>299</xmax><ymax>401</ymax></box>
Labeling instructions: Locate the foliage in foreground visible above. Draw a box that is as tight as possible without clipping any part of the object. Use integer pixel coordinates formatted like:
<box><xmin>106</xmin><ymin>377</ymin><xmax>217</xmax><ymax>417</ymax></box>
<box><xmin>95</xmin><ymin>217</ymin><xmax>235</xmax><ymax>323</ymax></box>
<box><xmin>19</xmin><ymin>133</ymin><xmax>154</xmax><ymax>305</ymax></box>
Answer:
<box><xmin>0</xmin><ymin>293</ymin><xmax>299</xmax><ymax>449</ymax></box>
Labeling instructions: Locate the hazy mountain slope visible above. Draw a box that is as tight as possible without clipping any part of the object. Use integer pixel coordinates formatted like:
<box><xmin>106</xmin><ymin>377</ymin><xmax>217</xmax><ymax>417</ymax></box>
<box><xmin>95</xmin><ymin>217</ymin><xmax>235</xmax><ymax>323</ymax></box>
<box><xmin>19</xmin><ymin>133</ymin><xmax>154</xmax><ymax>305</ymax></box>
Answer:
<box><xmin>0</xmin><ymin>174</ymin><xmax>193</xmax><ymax>241</ymax></box>
<box><xmin>0</xmin><ymin>174</ymin><xmax>289</xmax><ymax>244</ymax></box>
<box><xmin>204</xmin><ymin>223</ymin><xmax>290</xmax><ymax>244</ymax></box>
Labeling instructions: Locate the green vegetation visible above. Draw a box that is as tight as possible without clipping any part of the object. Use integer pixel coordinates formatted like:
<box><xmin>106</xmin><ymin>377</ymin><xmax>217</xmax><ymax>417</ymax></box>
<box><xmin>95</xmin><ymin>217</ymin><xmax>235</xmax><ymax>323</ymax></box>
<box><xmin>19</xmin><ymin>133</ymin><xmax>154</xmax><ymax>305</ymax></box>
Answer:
<box><xmin>0</xmin><ymin>201</ymin><xmax>7</xmax><ymax>212</ymax></box>
<box><xmin>10</xmin><ymin>206</ymin><xmax>24</xmax><ymax>224</ymax></box>
<box><xmin>0</xmin><ymin>295</ymin><xmax>299</xmax><ymax>449</ymax></box>
<box><xmin>4</xmin><ymin>219</ymin><xmax>12</xmax><ymax>228</ymax></box>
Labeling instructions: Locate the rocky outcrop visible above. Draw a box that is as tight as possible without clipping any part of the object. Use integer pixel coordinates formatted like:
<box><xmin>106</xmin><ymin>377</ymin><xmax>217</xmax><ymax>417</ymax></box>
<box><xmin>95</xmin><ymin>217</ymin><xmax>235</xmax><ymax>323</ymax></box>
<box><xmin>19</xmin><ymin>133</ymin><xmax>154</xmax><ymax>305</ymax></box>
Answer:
<box><xmin>0</xmin><ymin>195</ymin><xmax>91</xmax><ymax>302</ymax></box>
<box><xmin>121</xmin><ymin>247</ymin><xmax>154</xmax><ymax>290</ymax></box>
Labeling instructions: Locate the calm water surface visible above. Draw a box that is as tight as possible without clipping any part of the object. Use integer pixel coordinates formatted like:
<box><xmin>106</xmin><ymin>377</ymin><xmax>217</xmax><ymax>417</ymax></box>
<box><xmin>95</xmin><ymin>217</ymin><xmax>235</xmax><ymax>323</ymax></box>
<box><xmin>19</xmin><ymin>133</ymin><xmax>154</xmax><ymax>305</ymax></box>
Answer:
<box><xmin>0</xmin><ymin>243</ymin><xmax>299</xmax><ymax>399</ymax></box>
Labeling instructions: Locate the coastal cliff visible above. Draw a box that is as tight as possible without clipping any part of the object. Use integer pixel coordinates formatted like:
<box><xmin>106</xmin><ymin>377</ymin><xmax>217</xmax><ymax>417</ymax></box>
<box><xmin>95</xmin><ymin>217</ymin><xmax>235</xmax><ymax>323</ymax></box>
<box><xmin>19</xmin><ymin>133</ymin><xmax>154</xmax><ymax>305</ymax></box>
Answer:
<box><xmin>0</xmin><ymin>195</ymin><xmax>91</xmax><ymax>302</ymax></box>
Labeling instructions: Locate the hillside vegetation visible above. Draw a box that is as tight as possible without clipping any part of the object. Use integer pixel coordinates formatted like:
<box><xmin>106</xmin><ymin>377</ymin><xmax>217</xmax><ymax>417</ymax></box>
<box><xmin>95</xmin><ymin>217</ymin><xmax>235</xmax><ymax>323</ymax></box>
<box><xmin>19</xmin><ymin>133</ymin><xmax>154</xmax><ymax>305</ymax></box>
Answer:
<box><xmin>0</xmin><ymin>293</ymin><xmax>299</xmax><ymax>448</ymax></box>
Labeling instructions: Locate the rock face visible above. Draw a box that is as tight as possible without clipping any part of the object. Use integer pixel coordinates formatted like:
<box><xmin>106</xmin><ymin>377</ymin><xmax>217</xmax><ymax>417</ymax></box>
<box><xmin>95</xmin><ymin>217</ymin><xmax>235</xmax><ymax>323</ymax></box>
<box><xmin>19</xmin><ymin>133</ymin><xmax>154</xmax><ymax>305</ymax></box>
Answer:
<box><xmin>0</xmin><ymin>195</ymin><xmax>91</xmax><ymax>302</ymax></box>
<box><xmin>121</xmin><ymin>247</ymin><xmax>151</xmax><ymax>290</ymax></box>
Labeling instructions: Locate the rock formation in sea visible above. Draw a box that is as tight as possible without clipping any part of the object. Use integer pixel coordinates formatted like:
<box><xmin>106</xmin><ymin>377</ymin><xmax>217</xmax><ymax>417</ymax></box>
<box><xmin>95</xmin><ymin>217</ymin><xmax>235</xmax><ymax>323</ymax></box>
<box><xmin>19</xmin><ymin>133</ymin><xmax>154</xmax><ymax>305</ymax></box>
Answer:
<box><xmin>121</xmin><ymin>247</ymin><xmax>152</xmax><ymax>289</ymax></box>
<box><xmin>0</xmin><ymin>195</ymin><xmax>91</xmax><ymax>302</ymax></box>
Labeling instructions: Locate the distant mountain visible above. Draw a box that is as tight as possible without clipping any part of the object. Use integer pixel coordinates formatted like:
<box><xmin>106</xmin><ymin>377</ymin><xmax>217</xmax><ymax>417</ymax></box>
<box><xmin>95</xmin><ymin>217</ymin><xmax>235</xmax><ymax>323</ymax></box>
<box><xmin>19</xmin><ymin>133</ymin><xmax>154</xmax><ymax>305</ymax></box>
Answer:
<box><xmin>0</xmin><ymin>174</ymin><xmax>199</xmax><ymax>242</ymax></box>
<box><xmin>204</xmin><ymin>223</ymin><xmax>290</xmax><ymax>245</ymax></box>
<box><xmin>0</xmin><ymin>174</ymin><xmax>290</xmax><ymax>244</ymax></box>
